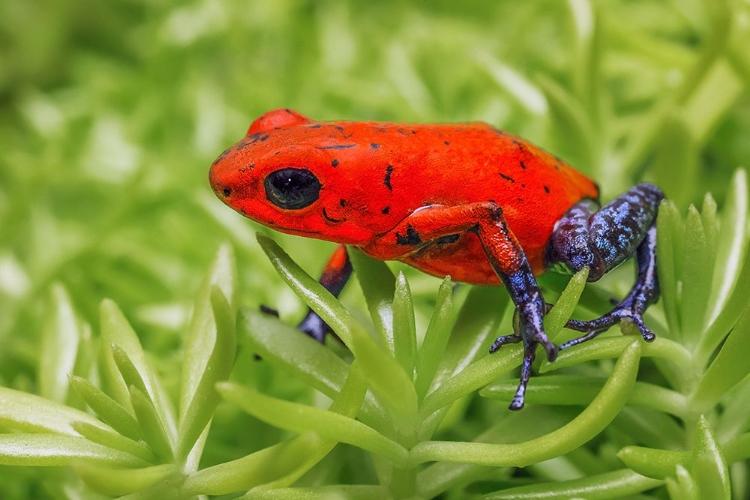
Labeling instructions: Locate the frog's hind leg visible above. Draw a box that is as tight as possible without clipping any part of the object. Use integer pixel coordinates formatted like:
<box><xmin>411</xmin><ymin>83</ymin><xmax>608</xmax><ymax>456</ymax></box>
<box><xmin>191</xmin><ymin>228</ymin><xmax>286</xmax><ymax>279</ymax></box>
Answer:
<box><xmin>546</xmin><ymin>183</ymin><xmax>664</xmax><ymax>349</ymax></box>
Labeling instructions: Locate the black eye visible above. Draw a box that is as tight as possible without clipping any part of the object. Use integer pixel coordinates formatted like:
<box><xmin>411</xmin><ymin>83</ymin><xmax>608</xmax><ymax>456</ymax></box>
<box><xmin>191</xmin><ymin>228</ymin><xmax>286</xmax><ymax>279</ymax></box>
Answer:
<box><xmin>264</xmin><ymin>168</ymin><xmax>321</xmax><ymax>210</ymax></box>
<box><xmin>222</xmin><ymin>187</ymin><xmax>231</xmax><ymax>197</ymax></box>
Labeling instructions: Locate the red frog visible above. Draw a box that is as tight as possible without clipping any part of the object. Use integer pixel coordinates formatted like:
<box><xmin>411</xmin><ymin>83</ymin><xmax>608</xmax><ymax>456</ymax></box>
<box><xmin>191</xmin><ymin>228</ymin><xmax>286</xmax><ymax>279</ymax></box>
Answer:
<box><xmin>209</xmin><ymin>109</ymin><xmax>664</xmax><ymax>410</ymax></box>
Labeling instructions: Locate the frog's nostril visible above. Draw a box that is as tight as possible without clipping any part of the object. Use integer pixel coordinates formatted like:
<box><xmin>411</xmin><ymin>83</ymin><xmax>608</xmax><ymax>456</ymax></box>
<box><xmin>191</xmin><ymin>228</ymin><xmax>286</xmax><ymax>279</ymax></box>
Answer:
<box><xmin>222</xmin><ymin>187</ymin><xmax>231</xmax><ymax>197</ymax></box>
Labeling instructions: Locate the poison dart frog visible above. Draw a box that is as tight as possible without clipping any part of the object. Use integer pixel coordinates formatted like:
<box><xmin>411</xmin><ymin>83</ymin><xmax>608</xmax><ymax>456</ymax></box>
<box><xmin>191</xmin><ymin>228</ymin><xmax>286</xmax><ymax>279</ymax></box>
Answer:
<box><xmin>210</xmin><ymin>109</ymin><xmax>664</xmax><ymax>410</ymax></box>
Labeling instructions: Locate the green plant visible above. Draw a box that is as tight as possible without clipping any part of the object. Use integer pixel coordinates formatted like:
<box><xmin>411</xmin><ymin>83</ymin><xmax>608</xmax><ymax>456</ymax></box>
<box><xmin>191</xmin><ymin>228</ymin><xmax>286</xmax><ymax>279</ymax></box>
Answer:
<box><xmin>2</xmin><ymin>0</ymin><xmax>750</xmax><ymax>498</ymax></box>
<box><xmin>1</xmin><ymin>169</ymin><xmax>748</xmax><ymax>498</ymax></box>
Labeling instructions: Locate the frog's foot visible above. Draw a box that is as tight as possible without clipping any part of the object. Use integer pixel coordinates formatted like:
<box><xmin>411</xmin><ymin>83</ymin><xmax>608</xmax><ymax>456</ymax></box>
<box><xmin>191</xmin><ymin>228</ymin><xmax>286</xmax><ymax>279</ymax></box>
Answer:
<box><xmin>490</xmin><ymin>305</ymin><xmax>559</xmax><ymax>411</ymax></box>
<box><xmin>297</xmin><ymin>309</ymin><xmax>332</xmax><ymax>344</ymax></box>
<box><xmin>561</xmin><ymin>289</ymin><xmax>656</xmax><ymax>350</ymax></box>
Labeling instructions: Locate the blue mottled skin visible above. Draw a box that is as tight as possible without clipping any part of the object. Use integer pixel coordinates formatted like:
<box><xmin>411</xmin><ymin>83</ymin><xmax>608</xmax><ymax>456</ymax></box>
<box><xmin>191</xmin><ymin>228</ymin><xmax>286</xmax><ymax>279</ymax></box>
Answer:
<box><xmin>488</xmin><ymin>258</ymin><xmax>557</xmax><ymax>410</ymax></box>
<box><xmin>546</xmin><ymin>183</ymin><xmax>663</xmax><ymax>349</ymax></box>
<box><xmin>492</xmin><ymin>183</ymin><xmax>663</xmax><ymax>409</ymax></box>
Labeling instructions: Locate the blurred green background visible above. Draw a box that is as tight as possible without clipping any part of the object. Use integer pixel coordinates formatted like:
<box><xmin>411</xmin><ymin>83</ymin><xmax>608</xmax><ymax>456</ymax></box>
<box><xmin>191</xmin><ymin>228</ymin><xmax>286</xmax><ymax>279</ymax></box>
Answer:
<box><xmin>1</xmin><ymin>0</ymin><xmax>749</xmax><ymax>496</ymax></box>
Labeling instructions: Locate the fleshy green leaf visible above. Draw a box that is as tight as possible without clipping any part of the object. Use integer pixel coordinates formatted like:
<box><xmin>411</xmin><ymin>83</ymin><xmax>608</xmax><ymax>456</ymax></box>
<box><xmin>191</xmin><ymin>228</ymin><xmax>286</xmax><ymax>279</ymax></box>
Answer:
<box><xmin>617</xmin><ymin>446</ymin><xmax>688</xmax><ymax>479</ymax></box>
<box><xmin>181</xmin><ymin>435</ymin><xmax>331</xmax><ymax>496</ymax></box>
<box><xmin>257</xmin><ymin>234</ymin><xmax>418</xmax><ymax>425</ymax></box>
<box><xmin>481</xmin><ymin>468</ymin><xmax>662</xmax><ymax>499</ymax></box>
<box><xmin>176</xmin><ymin>286</ymin><xmax>236</xmax><ymax>463</ymax></box>
<box><xmin>73</xmin><ymin>462</ymin><xmax>180</xmax><ymax>496</ymax></box>
<box><xmin>112</xmin><ymin>345</ymin><xmax>150</xmax><ymax>402</ymax></box>
<box><xmin>706</xmin><ymin>169</ymin><xmax>748</xmax><ymax>324</ymax></box>
<box><xmin>411</xmin><ymin>341</ymin><xmax>641</xmax><ymax>466</ymax></box>
<box><xmin>237</xmin><ymin>308</ymin><xmax>390</xmax><ymax>424</ymax></box>
<box><xmin>692</xmin><ymin>303</ymin><xmax>750</xmax><ymax>412</ymax></box>
<box><xmin>99</xmin><ymin>300</ymin><xmax>177</xmax><ymax>439</ymax></box>
<box><xmin>130</xmin><ymin>387</ymin><xmax>173</xmax><ymax>462</ymax></box>
<box><xmin>217</xmin><ymin>382</ymin><xmax>408</xmax><ymax>466</ymax></box>
<box><xmin>692</xmin><ymin>415</ymin><xmax>731</xmax><ymax>500</ymax></box>
<box><xmin>71</xmin><ymin>421</ymin><xmax>156</xmax><ymax>463</ymax></box>
<box><xmin>696</xmin><ymin>247</ymin><xmax>750</xmax><ymax>366</ymax></box>
<box><xmin>0</xmin><ymin>434</ymin><xmax>148</xmax><ymax>467</ymax></box>
<box><xmin>348</xmin><ymin>248</ymin><xmax>396</xmax><ymax>351</ymax></box>
<box><xmin>545</xmin><ymin>267</ymin><xmax>589</xmax><ymax>340</ymax></box>
<box><xmin>430</xmin><ymin>286</ymin><xmax>509</xmax><ymax>388</ymax></box>
<box><xmin>237</xmin><ymin>307</ymin><xmax>348</xmax><ymax>397</ymax></box>
<box><xmin>679</xmin><ymin>205</ymin><xmax>712</xmax><ymax>343</ymax></box>
<box><xmin>667</xmin><ymin>465</ymin><xmax>699</xmax><ymax>500</ymax></box>
<box><xmin>419</xmin><ymin>343</ymin><xmax>521</xmax><ymax>419</ymax></box>
<box><xmin>0</xmin><ymin>386</ymin><xmax>108</xmax><ymax>436</ymax></box>
<box><xmin>68</xmin><ymin>374</ymin><xmax>142</xmax><ymax>441</ymax></box>
<box><xmin>392</xmin><ymin>271</ymin><xmax>417</xmax><ymax>377</ymax></box>
<box><xmin>539</xmin><ymin>336</ymin><xmax>691</xmax><ymax>376</ymax></box>
<box><xmin>237</xmin><ymin>485</ymin><xmax>390</xmax><ymax>500</ymax></box>
<box><xmin>722</xmin><ymin>432</ymin><xmax>750</xmax><ymax>464</ymax></box>
<box><xmin>537</xmin><ymin>74</ymin><xmax>596</xmax><ymax>172</ymax></box>
<box><xmin>657</xmin><ymin>200</ymin><xmax>685</xmax><ymax>338</ymax></box>
<box><xmin>652</xmin><ymin>112</ymin><xmax>698</xmax><ymax>208</ymax></box>
<box><xmin>185</xmin><ymin>363</ymin><xmax>369</xmax><ymax>495</ymax></box>
<box><xmin>415</xmin><ymin>277</ymin><xmax>455</xmax><ymax>400</ymax></box>
<box><xmin>482</xmin><ymin>375</ymin><xmax>686</xmax><ymax>417</ymax></box>
<box><xmin>179</xmin><ymin>244</ymin><xmax>237</xmax><ymax>418</ymax></box>
<box><xmin>39</xmin><ymin>284</ymin><xmax>81</xmax><ymax>403</ymax></box>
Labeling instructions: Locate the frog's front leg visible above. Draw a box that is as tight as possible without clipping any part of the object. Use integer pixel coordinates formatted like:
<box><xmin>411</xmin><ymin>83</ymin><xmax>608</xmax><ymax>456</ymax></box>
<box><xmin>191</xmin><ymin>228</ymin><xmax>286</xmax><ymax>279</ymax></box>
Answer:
<box><xmin>546</xmin><ymin>183</ymin><xmax>664</xmax><ymax>349</ymax></box>
<box><xmin>296</xmin><ymin>244</ymin><xmax>352</xmax><ymax>342</ymax></box>
<box><xmin>363</xmin><ymin>202</ymin><xmax>557</xmax><ymax>410</ymax></box>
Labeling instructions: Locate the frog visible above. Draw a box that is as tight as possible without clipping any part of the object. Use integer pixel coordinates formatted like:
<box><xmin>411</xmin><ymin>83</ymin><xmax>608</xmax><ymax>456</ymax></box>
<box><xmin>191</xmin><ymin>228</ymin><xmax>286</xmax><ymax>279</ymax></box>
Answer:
<box><xmin>209</xmin><ymin>108</ymin><xmax>664</xmax><ymax>410</ymax></box>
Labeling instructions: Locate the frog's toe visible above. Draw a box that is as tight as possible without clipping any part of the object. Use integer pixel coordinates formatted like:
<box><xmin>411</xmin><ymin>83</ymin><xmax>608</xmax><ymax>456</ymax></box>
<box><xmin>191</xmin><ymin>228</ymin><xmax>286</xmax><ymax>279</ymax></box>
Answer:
<box><xmin>539</xmin><ymin>337</ymin><xmax>558</xmax><ymax>361</ymax></box>
<box><xmin>560</xmin><ymin>327</ymin><xmax>607</xmax><ymax>349</ymax></box>
<box><xmin>626</xmin><ymin>310</ymin><xmax>656</xmax><ymax>342</ymax></box>
<box><xmin>489</xmin><ymin>333</ymin><xmax>522</xmax><ymax>353</ymax></box>
<box><xmin>562</xmin><ymin>295</ymin><xmax>655</xmax><ymax>349</ymax></box>
<box><xmin>297</xmin><ymin>311</ymin><xmax>332</xmax><ymax>344</ymax></box>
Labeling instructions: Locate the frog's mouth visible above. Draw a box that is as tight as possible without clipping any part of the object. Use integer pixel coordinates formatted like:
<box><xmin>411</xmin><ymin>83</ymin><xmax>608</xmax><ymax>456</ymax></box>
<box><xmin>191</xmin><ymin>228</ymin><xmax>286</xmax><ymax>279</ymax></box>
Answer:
<box><xmin>264</xmin><ymin>219</ymin><xmax>321</xmax><ymax>236</ymax></box>
<box><xmin>322</xmin><ymin>207</ymin><xmax>345</xmax><ymax>224</ymax></box>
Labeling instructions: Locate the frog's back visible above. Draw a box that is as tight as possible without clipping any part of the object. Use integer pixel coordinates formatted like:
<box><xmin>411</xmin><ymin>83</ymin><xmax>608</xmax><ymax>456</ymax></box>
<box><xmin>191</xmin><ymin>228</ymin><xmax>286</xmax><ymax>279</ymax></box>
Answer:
<box><xmin>320</xmin><ymin>120</ymin><xmax>599</xmax><ymax>280</ymax></box>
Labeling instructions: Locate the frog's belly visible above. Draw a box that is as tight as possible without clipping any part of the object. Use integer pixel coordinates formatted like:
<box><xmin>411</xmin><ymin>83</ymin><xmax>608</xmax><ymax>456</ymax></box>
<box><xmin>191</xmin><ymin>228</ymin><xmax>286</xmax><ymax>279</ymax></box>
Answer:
<box><xmin>397</xmin><ymin>232</ymin><xmax>547</xmax><ymax>286</ymax></box>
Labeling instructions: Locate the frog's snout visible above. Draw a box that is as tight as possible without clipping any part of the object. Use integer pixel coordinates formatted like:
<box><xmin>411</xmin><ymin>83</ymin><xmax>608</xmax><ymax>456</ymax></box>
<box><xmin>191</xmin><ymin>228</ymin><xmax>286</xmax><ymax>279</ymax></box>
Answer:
<box><xmin>209</xmin><ymin>153</ymin><xmax>235</xmax><ymax>204</ymax></box>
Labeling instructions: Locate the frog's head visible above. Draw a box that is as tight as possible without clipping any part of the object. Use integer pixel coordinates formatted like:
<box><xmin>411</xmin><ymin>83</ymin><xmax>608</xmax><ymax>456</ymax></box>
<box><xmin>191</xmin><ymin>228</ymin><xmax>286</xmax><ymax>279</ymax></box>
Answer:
<box><xmin>209</xmin><ymin>109</ymin><xmax>374</xmax><ymax>244</ymax></box>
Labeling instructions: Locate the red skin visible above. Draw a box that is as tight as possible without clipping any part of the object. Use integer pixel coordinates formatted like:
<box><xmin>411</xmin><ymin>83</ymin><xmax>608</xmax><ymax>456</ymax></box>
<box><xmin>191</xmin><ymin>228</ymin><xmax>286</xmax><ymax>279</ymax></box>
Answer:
<box><xmin>209</xmin><ymin>109</ymin><xmax>599</xmax><ymax>285</ymax></box>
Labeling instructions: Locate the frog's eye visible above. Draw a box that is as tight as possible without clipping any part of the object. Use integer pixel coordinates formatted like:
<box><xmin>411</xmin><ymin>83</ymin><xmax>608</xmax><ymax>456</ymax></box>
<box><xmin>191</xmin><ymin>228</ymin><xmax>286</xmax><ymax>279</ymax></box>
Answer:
<box><xmin>264</xmin><ymin>168</ymin><xmax>321</xmax><ymax>210</ymax></box>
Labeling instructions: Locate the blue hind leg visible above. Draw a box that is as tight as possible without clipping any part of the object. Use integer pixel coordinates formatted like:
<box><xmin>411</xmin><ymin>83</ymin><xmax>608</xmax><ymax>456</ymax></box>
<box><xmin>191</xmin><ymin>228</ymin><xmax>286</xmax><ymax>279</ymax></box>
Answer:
<box><xmin>546</xmin><ymin>183</ymin><xmax>664</xmax><ymax>349</ymax></box>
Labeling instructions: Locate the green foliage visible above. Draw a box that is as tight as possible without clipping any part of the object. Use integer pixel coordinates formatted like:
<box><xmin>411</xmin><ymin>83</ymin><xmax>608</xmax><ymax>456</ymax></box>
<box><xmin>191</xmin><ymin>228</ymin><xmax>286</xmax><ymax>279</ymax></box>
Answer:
<box><xmin>1</xmin><ymin>0</ymin><xmax>750</xmax><ymax>498</ymax></box>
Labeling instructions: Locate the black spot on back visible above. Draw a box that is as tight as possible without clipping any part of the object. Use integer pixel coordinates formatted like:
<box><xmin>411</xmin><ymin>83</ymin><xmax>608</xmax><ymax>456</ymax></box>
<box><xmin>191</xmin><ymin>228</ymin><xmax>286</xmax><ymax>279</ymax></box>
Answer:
<box><xmin>316</xmin><ymin>144</ymin><xmax>357</xmax><ymax>150</ymax></box>
<box><xmin>384</xmin><ymin>165</ymin><xmax>394</xmax><ymax>190</ymax></box>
